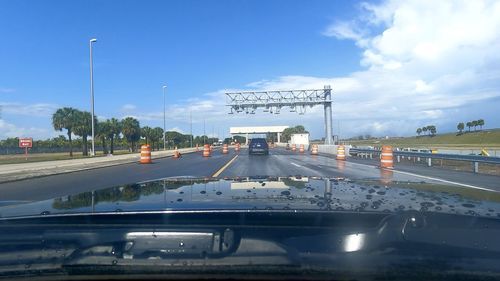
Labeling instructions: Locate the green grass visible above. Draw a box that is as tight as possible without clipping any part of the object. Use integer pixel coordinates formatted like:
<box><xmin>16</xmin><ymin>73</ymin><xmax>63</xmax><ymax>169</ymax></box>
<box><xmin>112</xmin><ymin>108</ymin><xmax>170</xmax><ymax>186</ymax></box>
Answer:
<box><xmin>0</xmin><ymin>150</ymin><xmax>134</xmax><ymax>165</ymax></box>
<box><xmin>348</xmin><ymin>129</ymin><xmax>500</xmax><ymax>148</ymax></box>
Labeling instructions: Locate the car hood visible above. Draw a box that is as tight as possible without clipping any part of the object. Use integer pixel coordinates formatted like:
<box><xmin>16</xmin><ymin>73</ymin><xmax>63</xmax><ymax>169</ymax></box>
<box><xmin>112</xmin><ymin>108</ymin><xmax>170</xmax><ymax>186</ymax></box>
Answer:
<box><xmin>0</xmin><ymin>176</ymin><xmax>499</xmax><ymax>219</ymax></box>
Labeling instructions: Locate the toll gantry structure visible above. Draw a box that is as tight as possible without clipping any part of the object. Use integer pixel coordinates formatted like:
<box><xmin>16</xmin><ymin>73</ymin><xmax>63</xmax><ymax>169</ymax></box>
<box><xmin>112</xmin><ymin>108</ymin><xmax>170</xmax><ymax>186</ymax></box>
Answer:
<box><xmin>225</xmin><ymin>85</ymin><xmax>334</xmax><ymax>144</ymax></box>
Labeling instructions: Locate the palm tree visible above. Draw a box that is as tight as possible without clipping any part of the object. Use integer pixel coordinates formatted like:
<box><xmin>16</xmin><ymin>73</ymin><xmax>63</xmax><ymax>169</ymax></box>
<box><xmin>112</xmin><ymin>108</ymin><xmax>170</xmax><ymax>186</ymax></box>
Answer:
<box><xmin>466</xmin><ymin>121</ymin><xmax>472</xmax><ymax>132</ymax></box>
<box><xmin>429</xmin><ymin>125</ymin><xmax>437</xmax><ymax>136</ymax></box>
<box><xmin>141</xmin><ymin>126</ymin><xmax>154</xmax><ymax>145</ymax></box>
<box><xmin>121</xmin><ymin>117</ymin><xmax>141</xmax><ymax>152</ymax></box>
<box><xmin>416</xmin><ymin>128</ymin><xmax>422</xmax><ymax>136</ymax></box>
<box><xmin>152</xmin><ymin>127</ymin><xmax>164</xmax><ymax>151</ymax></box>
<box><xmin>472</xmin><ymin>120</ymin><xmax>478</xmax><ymax>131</ymax></box>
<box><xmin>52</xmin><ymin>107</ymin><xmax>77</xmax><ymax>156</ymax></box>
<box><xmin>97</xmin><ymin>121</ymin><xmax>111</xmax><ymax>154</ymax></box>
<box><xmin>73</xmin><ymin>110</ymin><xmax>94</xmax><ymax>156</ymax></box>
<box><xmin>478</xmin><ymin>119</ymin><xmax>485</xmax><ymax>130</ymax></box>
<box><xmin>457</xmin><ymin>122</ymin><xmax>464</xmax><ymax>134</ymax></box>
<box><xmin>106</xmin><ymin>118</ymin><xmax>122</xmax><ymax>154</ymax></box>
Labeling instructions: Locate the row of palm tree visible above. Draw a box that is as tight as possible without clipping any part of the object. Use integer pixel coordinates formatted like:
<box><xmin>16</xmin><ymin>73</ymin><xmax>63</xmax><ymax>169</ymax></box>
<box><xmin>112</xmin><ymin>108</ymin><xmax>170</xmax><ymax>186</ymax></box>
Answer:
<box><xmin>416</xmin><ymin>125</ymin><xmax>437</xmax><ymax>136</ymax></box>
<box><xmin>52</xmin><ymin>107</ymin><xmax>148</xmax><ymax>156</ymax></box>
<box><xmin>457</xmin><ymin>119</ymin><xmax>485</xmax><ymax>133</ymax></box>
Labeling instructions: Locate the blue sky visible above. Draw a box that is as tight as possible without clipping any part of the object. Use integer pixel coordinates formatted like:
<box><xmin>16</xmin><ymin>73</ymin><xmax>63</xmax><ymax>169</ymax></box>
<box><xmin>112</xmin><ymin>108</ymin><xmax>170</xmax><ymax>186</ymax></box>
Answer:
<box><xmin>1</xmin><ymin>0</ymin><xmax>500</xmax><ymax>140</ymax></box>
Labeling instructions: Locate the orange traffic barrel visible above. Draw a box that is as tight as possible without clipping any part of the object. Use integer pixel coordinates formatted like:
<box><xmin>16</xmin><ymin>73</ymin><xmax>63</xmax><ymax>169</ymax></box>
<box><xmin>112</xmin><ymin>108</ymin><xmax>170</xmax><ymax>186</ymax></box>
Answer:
<box><xmin>196</xmin><ymin>144</ymin><xmax>199</xmax><ymax>151</ymax></box>
<box><xmin>299</xmin><ymin>144</ymin><xmax>305</xmax><ymax>153</ymax></box>
<box><xmin>203</xmin><ymin>144</ymin><xmax>210</xmax><ymax>157</ymax></box>
<box><xmin>336</xmin><ymin>145</ymin><xmax>346</xmax><ymax>161</ymax></box>
<box><xmin>291</xmin><ymin>144</ymin><xmax>296</xmax><ymax>152</ymax></box>
<box><xmin>235</xmin><ymin>143</ymin><xmax>240</xmax><ymax>153</ymax></box>
<box><xmin>140</xmin><ymin>144</ymin><xmax>152</xmax><ymax>164</ymax></box>
<box><xmin>311</xmin><ymin>144</ymin><xmax>318</xmax><ymax>155</ymax></box>
<box><xmin>222</xmin><ymin>143</ymin><xmax>228</xmax><ymax>154</ymax></box>
<box><xmin>380</xmin><ymin>145</ymin><xmax>394</xmax><ymax>168</ymax></box>
<box><xmin>209</xmin><ymin>145</ymin><xmax>213</xmax><ymax>152</ymax></box>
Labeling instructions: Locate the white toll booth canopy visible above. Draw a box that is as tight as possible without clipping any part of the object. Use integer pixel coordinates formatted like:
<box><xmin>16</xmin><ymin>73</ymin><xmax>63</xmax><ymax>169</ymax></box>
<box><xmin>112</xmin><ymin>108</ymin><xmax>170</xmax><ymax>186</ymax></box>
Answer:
<box><xmin>230</xmin><ymin>126</ymin><xmax>289</xmax><ymax>144</ymax></box>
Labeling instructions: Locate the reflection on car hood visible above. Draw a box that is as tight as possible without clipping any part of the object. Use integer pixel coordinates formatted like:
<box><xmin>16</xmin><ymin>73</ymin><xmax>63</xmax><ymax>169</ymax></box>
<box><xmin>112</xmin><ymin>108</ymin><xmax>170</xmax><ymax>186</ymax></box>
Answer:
<box><xmin>0</xmin><ymin>176</ymin><xmax>499</xmax><ymax>219</ymax></box>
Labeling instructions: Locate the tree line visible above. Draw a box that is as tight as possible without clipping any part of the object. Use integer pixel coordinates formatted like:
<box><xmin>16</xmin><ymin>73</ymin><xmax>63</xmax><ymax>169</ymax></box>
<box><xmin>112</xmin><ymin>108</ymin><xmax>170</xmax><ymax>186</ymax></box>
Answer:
<box><xmin>52</xmin><ymin>107</ymin><xmax>142</xmax><ymax>156</ymax></box>
<box><xmin>0</xmin><ymin>106</ymin><xmax>242</xmax><ymax>156</ymax></box>
<box><xmin>281</xmin><ymin>125</ymin><xmax>308</xmax><ymax>142</ymax></box>
<box><xmin>416</xmin><ymin>125</ymin><xmax>437</xmax><ymax>137</ymax></box>
<box><xmin>51</xmin><ymin>107</ymin><xmax>244</xmax><ymax>156</ymax></box>
<box><xmin>457</xmin><ymin>119</ymin><xmax>485</xmax><ymax>134</ymax></box>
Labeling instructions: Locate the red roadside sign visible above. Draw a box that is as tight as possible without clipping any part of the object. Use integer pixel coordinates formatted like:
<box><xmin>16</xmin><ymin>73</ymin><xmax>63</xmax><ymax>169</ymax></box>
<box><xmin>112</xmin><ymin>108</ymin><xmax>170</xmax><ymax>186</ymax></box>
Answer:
<box><xmin>19</xmin><ymin>138</ymin><xmax>33</xmax><ymax>148</ymax></box>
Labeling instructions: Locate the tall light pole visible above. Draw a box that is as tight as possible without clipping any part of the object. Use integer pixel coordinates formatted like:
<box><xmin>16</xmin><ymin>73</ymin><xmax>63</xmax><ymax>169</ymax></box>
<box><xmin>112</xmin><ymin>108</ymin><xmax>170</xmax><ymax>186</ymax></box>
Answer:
<box><xmin>190</xmin><ymin>110</ymin><xmax>193</xmax><ymax>148</ymax></box>
<box><xmin>89</xmin><ymin>38</ymin><xmax>97</xmax><ymax>156</ymax></box>
<box><xmin>163</xmin><ymin>85</ymin><xmax>167</xmax><ymax>150</ymax></box>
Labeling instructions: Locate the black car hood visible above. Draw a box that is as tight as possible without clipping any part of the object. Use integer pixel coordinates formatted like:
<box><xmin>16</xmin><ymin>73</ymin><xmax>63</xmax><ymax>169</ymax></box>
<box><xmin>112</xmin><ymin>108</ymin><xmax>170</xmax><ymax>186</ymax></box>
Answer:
<box><xmin>1</xmin><ymin>176</ymin><xmax>499</xmax><ymax>219</ymax></box>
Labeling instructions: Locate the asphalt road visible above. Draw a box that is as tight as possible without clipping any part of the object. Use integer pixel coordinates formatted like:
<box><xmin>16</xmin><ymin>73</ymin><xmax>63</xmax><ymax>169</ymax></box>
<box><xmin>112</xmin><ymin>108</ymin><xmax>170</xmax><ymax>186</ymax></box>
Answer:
<box><xmin>1</xmin><ymin>147</ymin><xmax>499</xmax><ymax>202</ymax></box>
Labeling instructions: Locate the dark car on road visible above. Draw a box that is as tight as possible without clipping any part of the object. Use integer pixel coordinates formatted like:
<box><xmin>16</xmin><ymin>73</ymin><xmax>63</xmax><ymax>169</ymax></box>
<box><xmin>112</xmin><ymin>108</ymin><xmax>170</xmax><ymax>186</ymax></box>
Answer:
<box><xmin>248</xmin><ymin>138</ymin><xmax>269</xmax><ymax>155</ymax></box>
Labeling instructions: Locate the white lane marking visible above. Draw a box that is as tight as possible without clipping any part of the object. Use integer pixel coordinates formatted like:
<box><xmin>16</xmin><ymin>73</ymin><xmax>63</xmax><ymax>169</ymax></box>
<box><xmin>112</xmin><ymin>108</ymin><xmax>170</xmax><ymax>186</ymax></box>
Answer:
<box><xmin>212</xmin><ymin>155</ymin><xmax>239</xmax><ymax>178</ymax></box>
<box><xmin>388</xmin><ymin>169</ymin><xmax>498</xmax><ymax>192</ymax></box>
<box><xmin>285</xmin><ymin>152</ymin><xmax>496</xmax><ymax>192</ymax></box>
<box><xmin>342</xmin><ymin>159</ymin><xmax>497</xmax><ymax>192</ymax></box>
<box><xmin>290</xmin><ymin>162</ymin><xmax>301</xmax><ymax>168</ymax></box>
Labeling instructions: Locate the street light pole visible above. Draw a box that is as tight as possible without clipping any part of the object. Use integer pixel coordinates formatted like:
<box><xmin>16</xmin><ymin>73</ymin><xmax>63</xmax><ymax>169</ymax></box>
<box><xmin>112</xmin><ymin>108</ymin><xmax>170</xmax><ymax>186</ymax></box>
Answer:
<box><xmin>190</xmin><ymin>110</ymin><xmax>193</xmax><ymax>148</ymax></box>
<box><xmin>163</xmin><ymin>85</ymin><xmax>167</xmax><ymax>150</ymax></box>
<box><xmin>89</xmin><ymin>38</ymin><xmax>97</xmax><ymax>156</ymax></box>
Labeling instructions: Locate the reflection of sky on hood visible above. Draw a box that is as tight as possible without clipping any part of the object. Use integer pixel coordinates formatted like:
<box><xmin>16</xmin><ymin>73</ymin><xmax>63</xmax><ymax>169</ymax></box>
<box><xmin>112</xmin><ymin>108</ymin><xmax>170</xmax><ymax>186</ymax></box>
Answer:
<box><xmin>1</xmin><ymin>177</ymin><xmax>499</xmax><ymax>219</ymax></box>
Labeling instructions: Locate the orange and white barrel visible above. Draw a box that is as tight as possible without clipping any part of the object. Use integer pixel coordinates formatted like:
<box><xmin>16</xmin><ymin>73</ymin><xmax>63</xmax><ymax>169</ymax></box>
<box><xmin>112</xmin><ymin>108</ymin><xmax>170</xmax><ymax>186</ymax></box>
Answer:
<box><xmin>222</xmin><ymin>143</ymin><xmax>228</xmax><ymax>154</ymax></box>
<box><xmin>140</xmin><ymin>144</ymin><xmax>152</xmax><ymax>164</ymax></box>
<box><xmin>196</xmin><ymin>144</ymin><xmax>199</xmax><ymax>151</ymax></box>
<box><xmin>203</xmin><ymin>144</ymin><xmax>210</xmax><ymax>157</ymax></box>
<box><xmin>299</xmin><ymin>144</ymin><xmax>305</xmax><ymax>153</ymax></box>
<box><xmin>291</xmin><ymin>144</ymin><xmax>296</xmax><ymax>152</ymax></box>
<box><xmin>209</xmin><ymin>145</ymin><xmax>213</xmax><ymax>152</ymax></box>
<box><xmin>336</xmin><ymin>145</ymin><xmax>346</xmax><ymax>161</ymax></box>
<box><xmin>311</xmin><ymin>144</ymin><xmax>318</xmax><ymax>155</ymax></box>
<box><xmin>380</xmin><ymin>145</ymin><xmax>394</xmax><ymax>169</ymax></box>
<box><xmin>235</xmin><ymin>143</ymin><xmax>240</xmax><ymax>153</ymax></box>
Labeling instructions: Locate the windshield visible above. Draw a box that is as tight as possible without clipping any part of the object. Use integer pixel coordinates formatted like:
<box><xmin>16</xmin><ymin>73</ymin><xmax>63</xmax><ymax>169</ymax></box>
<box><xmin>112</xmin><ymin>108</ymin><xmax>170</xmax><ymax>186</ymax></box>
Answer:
<box><xmin>1</xmin><ymin>0</ymin><xmax>499</xmax><ymax>280</ymax></box>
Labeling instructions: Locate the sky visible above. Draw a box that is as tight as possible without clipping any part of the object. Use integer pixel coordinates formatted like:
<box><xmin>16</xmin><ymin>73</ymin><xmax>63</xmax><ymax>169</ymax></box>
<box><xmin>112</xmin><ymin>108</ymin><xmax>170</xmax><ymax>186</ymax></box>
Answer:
<box><xmin>1</xmin><ymin>0</ymin><xmax>500</xmax><ymax>140</ymax></box>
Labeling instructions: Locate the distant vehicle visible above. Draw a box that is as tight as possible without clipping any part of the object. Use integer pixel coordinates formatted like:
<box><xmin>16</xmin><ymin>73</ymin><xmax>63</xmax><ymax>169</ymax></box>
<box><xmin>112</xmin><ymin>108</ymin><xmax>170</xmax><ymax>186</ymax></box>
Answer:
<box><xmin>249</xmin><ymin>138</ymin><xmax>269</xmax><ymax>155</ymax></box>
<box><xmin>286</xmin><ymin>143</ymin><xmax>290</xmax><ymax>150</ymax></box>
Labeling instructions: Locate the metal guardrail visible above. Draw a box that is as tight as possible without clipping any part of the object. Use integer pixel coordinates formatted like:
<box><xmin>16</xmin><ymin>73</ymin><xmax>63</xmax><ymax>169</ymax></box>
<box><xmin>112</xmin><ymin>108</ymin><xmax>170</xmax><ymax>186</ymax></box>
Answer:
<box><xmin>350</xmin><ymin>148</ymin><xmax>500</xmax><ymax>164</ymax></box>
<box><xmin>350</xmin><ymin>148</ymin><xmax>500</xmax><ymax>173</ymax></box>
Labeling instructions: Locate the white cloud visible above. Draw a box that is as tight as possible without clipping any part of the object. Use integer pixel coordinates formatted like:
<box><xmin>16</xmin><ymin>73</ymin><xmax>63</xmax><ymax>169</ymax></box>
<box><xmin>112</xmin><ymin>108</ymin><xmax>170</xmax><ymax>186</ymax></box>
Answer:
<box><xmin>110</xmin><ymin>0</ymin><xmax>500</xmax><ymax>139</ymax></box>
<box><xmin>322</xmin><ymin>20</ymin><xmax>367</xmax><ymax>43</ymax></box>
<box><xmin>167</xmin><ymin>127</ymin><xmax>185</xmax><ymax>134</ymax></box>
<box><xmin>0</xmin><ymin>102</ymin><xmax>58</xmax><ymax>117</ymax></box>
<box><xmin>121</xmin><ymin>104</ymin><xmax>137</xmax><ymax>111</ymax></box>
<box><xmin>0</xmin><ymin>119</ymin><xmax>50</xmax><ymax>139</ymax></box>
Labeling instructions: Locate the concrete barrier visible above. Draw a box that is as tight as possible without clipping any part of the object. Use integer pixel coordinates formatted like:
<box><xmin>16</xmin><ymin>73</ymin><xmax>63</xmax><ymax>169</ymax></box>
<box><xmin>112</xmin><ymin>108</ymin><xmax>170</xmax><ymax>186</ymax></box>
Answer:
<box><xmin>0</xmin><ymin>147</ymin><xmax>199</xmax><ymax>183</ymax></box>
<box><xmin>317</xmin><ymin>144</ymin><xmax>351</xmax><ymax>156</ymax></box>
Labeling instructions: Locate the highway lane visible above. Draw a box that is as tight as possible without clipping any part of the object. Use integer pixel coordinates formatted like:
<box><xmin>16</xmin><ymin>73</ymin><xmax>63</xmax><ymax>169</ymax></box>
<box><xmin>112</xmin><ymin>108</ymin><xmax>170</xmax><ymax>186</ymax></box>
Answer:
<box><xmin>0</xmin><ymin>149</ymin><xmax>232</xmax><ymax>201</ymax></box>
<box><xmin>221</xmin><ymin>148</ymin><xmax>500</xmax><ymax>191</ymax></box>
<box><xmin>1</xmin><ymin>147</ymin><xmax>499</xmax><ymax>202</ymax></box>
